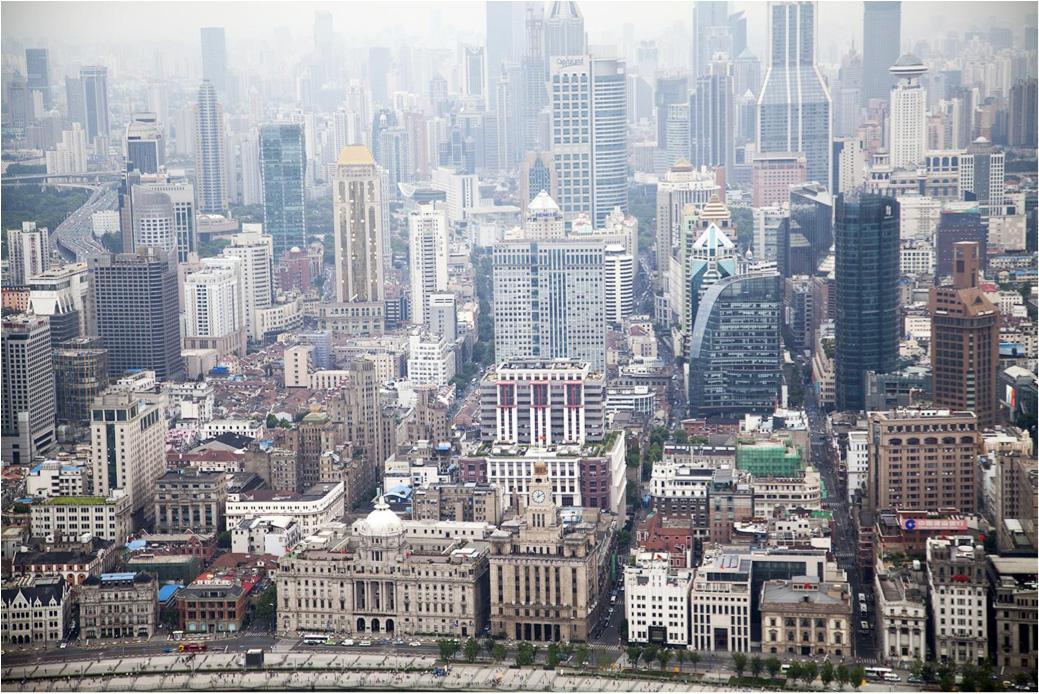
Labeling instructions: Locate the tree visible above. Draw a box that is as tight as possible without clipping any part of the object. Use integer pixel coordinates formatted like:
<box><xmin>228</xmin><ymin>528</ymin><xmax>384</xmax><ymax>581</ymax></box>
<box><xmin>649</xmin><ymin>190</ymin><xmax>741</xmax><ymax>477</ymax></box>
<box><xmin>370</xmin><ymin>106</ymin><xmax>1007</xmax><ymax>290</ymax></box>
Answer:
<box><xmin>515</xmin><ymin>642</ymin><xmax>537</xmax><ymax>667</ymax></box>
<box><xmin>937</xmin><ymin>664</ymin><xmax>957</xmax><ymax>692</ymax></box>
<box><xmin>765</xmin><ymin>656</ymin><xmax>782</xmax><ymax>679</ymax></box>
<box><xmin>483</xmin><ymin>638</ymin><xmax>496</xmax><ymax>657</ymax></box>
<box><xmin>626</xmin><ymin>646</ymin><xmax>643</xmax><ymax>668</ymax></box>
<box><xmin>675</xmin><ymin>649</ymin><xmax>686</xmax><ymax>672</ymax></box>
<box><xmin>673</xmin><ymin>429</ymin><xmax>689</xmax><ymax>444</ymax></box>
<box><xmin>959</xmin><ymin>663</ymin><xmax>978</xmax><ymax>692</ymax></box>
<box><xmin>657</xmin><ymin>648</ymin><xmax>672</xmax><ymax>671</ymax></box>
<box><xmin>909</xmin><ymin>659</ymin><xmax>924</xmax><ymax>679</ymax></box>
<box><xmin>786</xmin><ymin>662</ymin><xmax>803</xmax><ymax>682</ymax></box>
<box><xmin>732</xmin><ymin>652</ymin><xmax>748</xmax><ymax>678</ymax></box>
<box><xmin>920</xmin><ymin>662</ymin><xmax>936</xmax><ymax>683</ymax></box>
<box><xmin>687</xmin><ymin>651</ymin><xmax>701</xmax><ymax>673</ymax></box>
<box><xmin>835</xmin><ymin>663</ymin><xmax>849</xmax><ymax>689</ymax></box>
<box><xmin>642</xmin><ymin>644</ymin><xmax>659</xmax><ymax>668</ymax></box>
<box><xmin>750</xmin><ymin>656</ymin><xmax>763</xmax><ymax>679</ymax></box>
<box><xmin>254</xmin><ymin>583</ymin><xmax>276</xmax><ymax>623</ymax></box>
<box><xmin>463</xmin><ymin>638</ymin><xmax>480</xmax><ymax>663</ymax></box>
<box><xmin>574</xmin><ymin>645</ymin><xmax>589</xmax><ymax>667</ymax></box>
<box><xmin>849</xmin><ymin>664</ymin><xmax>866</xmax><ymax>689</ymax></box>
<box><xmin>217</xmin><ymin>530</ymin><xmax>232</xmax><ymax>548</ymax></box>
<box><xmin>491</xmin><ymin>644</ymin><xmax>506</xmax><ymax>662</ymax></box>
<box><xmin>800</xmin><ymin>661</ymin><xmax>818</xmax><ymax>687</ymax></box>
<box><xmin>546</xmin><ymin>642</ymin><xmax>562</xmax><ymax>669</ymax></box>
<box><xmin>820</xmin><ymin>661</ymin><xmax>835</xmax><ymax>688</ymax></box>
<box><xmin>437</xmin><ymin>639</ymin><xmax>459</xmax><ymax>662</ymax></box>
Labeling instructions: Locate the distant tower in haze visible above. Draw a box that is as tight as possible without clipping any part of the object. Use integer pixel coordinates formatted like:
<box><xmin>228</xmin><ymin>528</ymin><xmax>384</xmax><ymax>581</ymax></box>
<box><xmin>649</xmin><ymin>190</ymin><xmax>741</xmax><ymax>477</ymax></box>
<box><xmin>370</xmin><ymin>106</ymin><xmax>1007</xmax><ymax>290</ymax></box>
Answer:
<box><xmin>757</xmin><ymin>1</ymin><xmax>831</xmax><ymax>186</ymax></box>
<box><xmin>25</xmin><ymin>48</ymin><xmax>50</xmax><ymax>109</ymax></box>
<box><xmin>125</xmin><ymin>112</ymin><xmax>164</xmax><ymax>174</ymax></box>
<box><xmin>691</xmin><ymin>1</ymin><xmax>731</xmax><ymax>78</ymax></box>
<box><xmin>259</xmin><ymin>123</ymin><xmax>307</xmax><ymax>257</ymax></box>
<box><xmin>194</xmin><ymin>80</ymin><xmax>228</xmax><ymax>213</ymax></box>
<box><xmin>545</xmin><ymin>1</ymin><xmax>586</xmax><ymax>63</ymax></box>
<box><xmin>79</xmin><ymin>65</ymin><xmax>110</xmax><ymax>148</ymax></box>
<box><xmin>200</xmin><ymin>27</ymin><xmax>228</xmax><ymax>94</ymax></box>
<box><xmin>862</xmin><ymin>1</ymin><xmax>901</xmax><ymax>103</ymax></box>
<box><xmin>691</xmin><ymin>57</ymin><xmax>734</xmax><ymax>171</ymax></box>
<box><xmin>888</xmin><ymin>55</ymin><xmax>927</xmax><ymax>169</ymax></box>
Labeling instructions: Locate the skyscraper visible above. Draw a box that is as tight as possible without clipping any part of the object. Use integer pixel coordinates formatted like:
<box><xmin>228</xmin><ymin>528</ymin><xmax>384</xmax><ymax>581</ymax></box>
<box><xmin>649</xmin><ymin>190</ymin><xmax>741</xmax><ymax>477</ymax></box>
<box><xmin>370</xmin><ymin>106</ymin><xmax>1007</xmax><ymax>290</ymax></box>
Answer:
<box><xmin>1008</xmin><ymin>79</ymin><xmax>1037</xmax><ymax>148</ymax></box>
<box><xmin>200</xmin><ymin>27</ymin><xmax>228</xmax><ymax>94</ymax></box>
<box><xmin>685</xmin><ymin>222</ymin><xmax>737</xmax><ymax>339</ymax></box>
<box><xmin>194</xmin><ymin>80</ymin><xmax>228</xmax><ymax>213</ymax></box>
<box><xmin>90</xmin><ymin>250</ymin><xmax>184</xmax><ymax>381</ymax></box>
<box><xmin>691</xmin><ymin>58</ymin><xmax>735</xmax><ymax>170</ymax></box>
<box><xmin>544</xmin><ymin>2</ymin><xmax>586</xmax><ymax>65</ymax></box>
<box><xmin>888</xmin><ymin>55</ymin><xmax>927</xmax><ymax>169</ymax></box>
<box><xmin>1</xmin><ymin>314</ymin><xmax>56</xmax><ymax>465</ymax></box>
<box><xmin>333</xmin><ymin>146</ymin><xmax>384</xmax><ymax>305</ymax></box>
<box><xmin>549</xmin><ymin>55</ymin><xmax>628</xmax><ymax>226</ymax></box>
<box><xmin>125</xmin><ymin>113</ymin><xmax>165</xmax><ymax>174</ymax></box>
<box><xmin>757</xmin><ymin>1</ymin><xmax>831</xmax><ymax>186</ymax></box>
<box><xmin>259</xmin><ymin>123</ymin><xmax>306</xmax><ymax>256</ymax></box>
<box><xmin>603</xmin><ymin>244</ymin><xmax>635</xmax><ymax>325</ymax></box>
<box><xmin>485</xmin><ymin>0</ymin><xmax>527</xmax><ymax>112</ymax></box>
<box><xmin>137</xmin><ymin>178</ymin><xmax>196</xmax><ymax>262</ymax></box>
<box><xmin>691</xmin><ymin>1</ymin><xmax>732</xmax><ymax>78</ymax></box>
<box><xmin>6</xmin><ymin>221</ymin><xmax>50</xmax><ymax>285</ymax></box>
<box><xmin>79</xmin><ymin>65</ymin><xmax>110</xmax><ymax>147</ymax></box>
<box><xmin>521</xmin><ymin>3</ymin><xmax>548</xmax><ymax>152</ymax></box>
<box><xmin>25</xmin><ymin>48</ymin><xmax>50</xmax><ymax>109</ymax></box>
<box><xmin>183</xmin><ymin>257</ymin><xmax>246</xmax><ymax>357</ymax></box>
<box><xmin>929</xmin><ymin>242</ymin><xmax>1000</xmax><ymax>428</ymax></box>
<box><xmin>688</xmin><ymin>268</ymin><xmax>781</xmax><ymax>417</ymax></box>
<box><xmin>130</xmin><ymin>187</ymin><xmax>177</xmax><ymax>258</ymax></box>
<box><xmin>463</xmin><ymin>46</ymin><xmax>486</xmax><ymax>100</ymax></box>
<box><xmin>493</xmin><ymin>239</ymin><xmax>606</xmax><ymax>370</ymax></box>
<box><xmin>862</xmin><ymin>1</ymin><xmax>901</xmax><ymax>103</ymax></box>
<box><xmin>834</xmin><ymin>194</ymin><xmax>900</xmax><ymax>412</ymax></box>
<box><xmin>368</xmin><ymin>46</ymin><xmax>392</xmax><ymax>107</ymax></box>
<box><xmin>408</xmin><ymin>204</ymin><xmax>449</xmax><ymax>327</ymax></box>
<box><xmin>655</xmin><ymin>75</ymin><xmax>689</xmax><ymax>149</ymax></box>
<box><xmin>221</xmin><ymin>225</ymin><xmax>274</xmax><ymax>343</ymax></box>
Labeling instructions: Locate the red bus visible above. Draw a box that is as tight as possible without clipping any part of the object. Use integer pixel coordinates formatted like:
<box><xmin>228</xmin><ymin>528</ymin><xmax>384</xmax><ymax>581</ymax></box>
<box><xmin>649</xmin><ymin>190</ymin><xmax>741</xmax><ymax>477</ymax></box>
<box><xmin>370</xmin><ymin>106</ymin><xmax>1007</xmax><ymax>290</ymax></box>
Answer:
<box><xmin>178</xmin><ymin>642</ymin><xmax>207</xmax><ymax>652</ymax></box>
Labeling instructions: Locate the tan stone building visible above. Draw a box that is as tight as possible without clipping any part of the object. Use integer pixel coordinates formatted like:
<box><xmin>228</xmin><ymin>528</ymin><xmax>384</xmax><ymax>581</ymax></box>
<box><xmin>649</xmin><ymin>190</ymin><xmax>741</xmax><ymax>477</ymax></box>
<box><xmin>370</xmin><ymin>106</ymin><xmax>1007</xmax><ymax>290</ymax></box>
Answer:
<box><xmin>412</xmin><ymin>482</ymin><xmax>505</xmax><ymax>525</ymax></box>
<box><xmin>154</xmin><ymin>468</ymin><xmax>227</xmax><ymax>533</ymax></box>
<box><xmin>79</xmin><ymin>571</ymin><xmax>158</xmax><ymax>639</ymax></box>
<box><xmin>488</xmin><ymin>462</ymin><xmax>617</xmax><ymax>642</ymax></box>
<box><xmin>276</xmin><ymin>499</ymin><xmax>490</xmax><ymax>638</ymax></box>
<box><xmin>760</xmin><ymin>576</ymin><xmax>853</xmax><ymax>657</ymax></box>
<box><xmin>987</xmin><ymin>555</ymin><xmax>1038</xmax><ymax>674</ymax></box>
<box><xmin>867</xmin><ymin>409</ymin><xmax>979</xmax><ymax>513</ymax></box>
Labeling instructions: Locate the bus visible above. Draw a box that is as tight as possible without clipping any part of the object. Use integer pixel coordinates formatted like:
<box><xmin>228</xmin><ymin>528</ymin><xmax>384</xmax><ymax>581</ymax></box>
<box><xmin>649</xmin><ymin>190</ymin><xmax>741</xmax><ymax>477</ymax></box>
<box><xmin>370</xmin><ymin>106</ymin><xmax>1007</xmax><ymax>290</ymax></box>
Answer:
<box><xmin>178</xmin><ymin>642</ymin><xmax>207</xmax><ymax>653</ymax></box>
<box><xmin>302</xmin><ymin>634</ymin><xmax>326</xmax><ymax>645</ymax></box>
<box><xmin>864</xmin><ymin>666</ymin><xmax>897</xmax><ymax>681</ymax></box>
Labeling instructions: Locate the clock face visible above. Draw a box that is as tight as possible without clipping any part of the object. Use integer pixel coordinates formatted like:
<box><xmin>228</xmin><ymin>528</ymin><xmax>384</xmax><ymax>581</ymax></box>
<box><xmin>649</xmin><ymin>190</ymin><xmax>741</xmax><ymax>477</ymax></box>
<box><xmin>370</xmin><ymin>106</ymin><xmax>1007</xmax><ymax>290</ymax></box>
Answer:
<box><xmin>532</xmin><ymin>490</ymin><xmax>546</xmax><ymax>504</ymax></box>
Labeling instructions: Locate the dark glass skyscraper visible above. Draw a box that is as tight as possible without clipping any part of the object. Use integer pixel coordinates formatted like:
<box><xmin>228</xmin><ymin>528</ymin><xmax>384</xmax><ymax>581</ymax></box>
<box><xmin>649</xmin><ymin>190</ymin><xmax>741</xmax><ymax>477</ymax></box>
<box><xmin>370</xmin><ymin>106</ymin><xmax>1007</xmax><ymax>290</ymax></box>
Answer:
<box><xmin>79</xmin><ymin>65</ymin><xmax>110</xmax><ymax>145</ymax></box>
<box><xmin>690</xmin><ymin>60</ymin><xmax>734</xmax><ymax>170</ymax></box>
<box><xmin>25</xmin><ymin>48</ymin><xmax>50</xmax><ymax>109</ymax></box>
<box><xmin>90</xmin><ymin>250</ymin><xmax>184</xmax><ymax>381</ymax></box>
<box><xmin>757</xmin><ymin>1</ymin><xmax>831</xmax><ymax>186</ymax></box>
<box><xmin>862</xmin><ymin>1</ymin><xmax>901</xmax><ymax>103</ymax></box>
<box><xmin>259</xmin><ymin>123</ymin><xmax>307</xmax><ymax>257</ymax></box>
<box><xmin>689</xmin><ymin>268</ymin><xmax>781</xmax><ymax>417</ymax></box>
<box><xmin>834</xmin><ymin>194</ymin><xmax>900</xmax><ymax>412</ymax></box>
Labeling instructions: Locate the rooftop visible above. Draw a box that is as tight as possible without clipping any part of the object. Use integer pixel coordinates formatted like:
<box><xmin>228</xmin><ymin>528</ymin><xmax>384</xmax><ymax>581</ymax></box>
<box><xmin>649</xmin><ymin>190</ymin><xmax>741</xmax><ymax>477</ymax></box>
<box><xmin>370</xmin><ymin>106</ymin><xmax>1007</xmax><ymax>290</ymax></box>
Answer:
<box><xmin>337</xmin><ymin>145</ymin><xmax>375</xmax><ymax>166</ymax></box>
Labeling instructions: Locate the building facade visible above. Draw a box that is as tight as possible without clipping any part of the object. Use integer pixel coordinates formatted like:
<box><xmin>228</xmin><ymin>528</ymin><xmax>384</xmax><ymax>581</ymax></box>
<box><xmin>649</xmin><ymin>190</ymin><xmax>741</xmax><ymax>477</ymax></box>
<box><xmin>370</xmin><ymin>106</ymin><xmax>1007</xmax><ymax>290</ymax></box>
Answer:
<box><xmin>79</xmin><ymin>572</ymin><xmax>158</xmax><ymax>640</ymax></box>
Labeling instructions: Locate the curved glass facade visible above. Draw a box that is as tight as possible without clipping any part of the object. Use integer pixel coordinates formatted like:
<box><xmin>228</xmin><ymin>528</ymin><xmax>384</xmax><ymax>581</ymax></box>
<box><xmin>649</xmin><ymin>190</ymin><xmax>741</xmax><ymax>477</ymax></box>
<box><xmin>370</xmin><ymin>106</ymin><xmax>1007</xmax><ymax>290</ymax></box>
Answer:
<box><xmin>689</xmin><ymin>269</ymin><xmax>782</xmax><ymax>417</ymax></box>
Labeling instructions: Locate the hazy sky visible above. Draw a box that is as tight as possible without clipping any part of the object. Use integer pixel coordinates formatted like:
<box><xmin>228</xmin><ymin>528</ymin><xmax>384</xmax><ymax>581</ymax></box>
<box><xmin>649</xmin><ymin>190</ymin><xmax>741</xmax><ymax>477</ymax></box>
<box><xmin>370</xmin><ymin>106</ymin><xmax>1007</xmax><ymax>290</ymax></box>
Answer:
<box><xmin>3</xmin><ymin>1</ymin><xmax>1035</xmax><ymax>64</ymax></box>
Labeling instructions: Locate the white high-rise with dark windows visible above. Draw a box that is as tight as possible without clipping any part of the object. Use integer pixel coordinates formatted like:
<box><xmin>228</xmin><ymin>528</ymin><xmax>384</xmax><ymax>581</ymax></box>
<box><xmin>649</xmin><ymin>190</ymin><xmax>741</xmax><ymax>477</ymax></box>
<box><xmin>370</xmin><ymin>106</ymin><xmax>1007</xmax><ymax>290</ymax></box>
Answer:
<box><xmin>888</xmin><ymin>55</ymin><xmax>927</xmax><ymax>170</ymax></box>
<box><xmin>194</xmin><ymin>79</ymin><xmax>228</xmax><ymax>213</ymax></box>
<box><xmin>408</xmin><ymin>204</ymin><xmax>448</xmax><ymax>327</ymax></box>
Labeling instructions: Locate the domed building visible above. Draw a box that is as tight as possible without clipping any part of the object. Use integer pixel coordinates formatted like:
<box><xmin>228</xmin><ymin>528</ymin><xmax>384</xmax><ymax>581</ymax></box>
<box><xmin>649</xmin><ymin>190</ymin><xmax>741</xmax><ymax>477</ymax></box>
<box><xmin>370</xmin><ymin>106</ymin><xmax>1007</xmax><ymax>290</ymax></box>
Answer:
<box><xmin>276</xmin><ymin>496</ymin><xmax>491</xmax><ymax>639</ymax></box>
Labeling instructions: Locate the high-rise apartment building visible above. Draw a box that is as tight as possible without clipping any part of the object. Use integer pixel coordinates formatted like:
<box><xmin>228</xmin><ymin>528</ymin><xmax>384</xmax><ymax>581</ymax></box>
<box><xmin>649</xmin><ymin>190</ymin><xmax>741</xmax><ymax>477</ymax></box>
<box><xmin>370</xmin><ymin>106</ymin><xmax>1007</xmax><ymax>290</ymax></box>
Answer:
<box><xmin>888</xmin><ymin>56</ymin><xmax>927</xmax><ymax>169</ymax></box>
<box><xmin>603</xmin><ymin>244</ymin><xmax>634</xmax><ymax>325</ymax></box>
<box><xmin>867</xmin><ymin>409</ymin><xmax>979</xmax><ymax>513</ymax></box>
<box><xmin>332</xmin><ymin>146</ymin><xmax>384</xmax><ymax>305</ymax></box>
<box><xmin>194</xmin><ymin>80</ymin><xmax>228</xmax><ymax>213</ymax></box>
<box><xmin>130</xmin><ymin>187</ymin><xmax>177</xmax><ymax>257</ymax></box>
<box><xmin>929</xmin><ymin>243</ymin><xmax>1000</xmax><ymax>428</ymax></box>
<box><xmin>221</xmin><ymin>224</ymin><xmax>273</xmax><ymax>342</ymax></box>
<box><xmin>691</xmin><ymin>58</ymin><xmax>734</xmax><ymax>171</ymax></box>
<box><xmin>689</xmin><ymin>268</ymin><xmax>782</xmax><ymax>417</ymax></box>
<box><xmin>834</xmin><ymin>194</ymin><xmax>900</xmax><ymax>412</ymax></box>
<box><xmin>78</xmin><ymin>65</ymin><xmax>110</xmax><ymax>148</ymax></box>
<box><xmin>200</xmin><ymin>27</ymin><xmax>228</xmax><ymax>94</ymax></box>
<box><xmin>862</xmin><ymin>1</ymin><xmax>901</xmax><ymax>103</ymax></box>
<box><xmin>407</xmin><ymin>204</ymin><xmax>448</xmax><ymax>327</ymax></box>
<box><xmin>493</xmin><ymin>239</ymin><xmax>606</xmax><ymax>370</ymax></box>
<box><xmin>183</xmin><ymin>257</ymin><xmax>246</xmax><ymax>357</ymax></box>
<box><xmin>90</xmin><ymin>250</ymin><xmax>184</xmax><ymax>381</ymax></box>
<box><xmin>125</xmin><ymin>113</ymin><xmax>164</xmax><ymax>174</ymax></box>
<box><xmin>1008</xmin><ymin>78</ymin><xmax>1037</xmax><ymax>148</ymax></box>
<box><xmin>6</xmin><ymin>221</ymin><xmax>50</xmax><ymax>285</ymax></box>
<box><xmin>1</xmin><ymin>315</ymin><xmax>56</xmax><ymax>465</ymax></box>
<box><xmin>259</xmin><ymin>123</ymin><xmax>307</xmax><ymax>256</ymax></box>
<box><xmin>549</xmin><ymin>55</ymin><xmax>628</xmax><ymax>226</ymax></box>
<box><xmin>90</xmin><ymin>392</ymin><xmax>165</xmax><ymax>523</ymax></box>
<box><xmin>757</xmin><ymin>1</ymin><xmax>831</xmax><ymax>186</ymax></box>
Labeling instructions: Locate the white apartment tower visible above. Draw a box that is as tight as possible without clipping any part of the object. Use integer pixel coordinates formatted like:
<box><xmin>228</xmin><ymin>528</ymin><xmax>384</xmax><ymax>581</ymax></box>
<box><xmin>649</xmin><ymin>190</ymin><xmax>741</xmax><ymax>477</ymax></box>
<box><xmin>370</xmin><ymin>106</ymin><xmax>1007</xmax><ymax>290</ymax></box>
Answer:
<box><xmin>6</xmin><ymin>221</ymin><xmax>50</xmax><ymax>285</ymax></box>
<box><xmin>222</xmin><ymin>224</ymin><xmax>274</xmax><ymax>341</ymax></box>
<box><xmin>408</xmin><ymin>204</ymin><xmax>449</xmax><ymax>326</ymax></box>
<box><xmin>624</xmin><ymin>553</ymin><xmax>694</xmax><ymax>647</ymax></box>
<box><xmin>333</xmin><ymin>146</ymin><xmax>384</xmax><ymax>304</ymax></box>
<box><xmin>90</xmin><ymin>392</ymin><xmax>165</xmax><ymax>523</ymax></box>
<box><xmin>603</xmin><ymin>244</ymin><xmax>634</xmax><ymax>325</ymax></box>
<box><xmin>888</xmin><ymin>55</ymin><xmax>928</xmax><ymax>169</ymax></box>
<box><xmin>184</xmin><ymin>257</ymin><xmax>245</xmax><ymax>345</ymax></box>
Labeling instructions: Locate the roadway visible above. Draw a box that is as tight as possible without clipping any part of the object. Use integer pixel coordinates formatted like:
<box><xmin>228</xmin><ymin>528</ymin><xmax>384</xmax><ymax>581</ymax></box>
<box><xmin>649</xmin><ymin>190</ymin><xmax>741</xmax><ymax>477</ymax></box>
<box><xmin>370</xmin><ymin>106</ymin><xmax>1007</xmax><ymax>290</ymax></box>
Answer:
<box><xmin>51</xmin><ymin>186</ymin><xmax>116</xmax><ymax>262</ymax></box>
